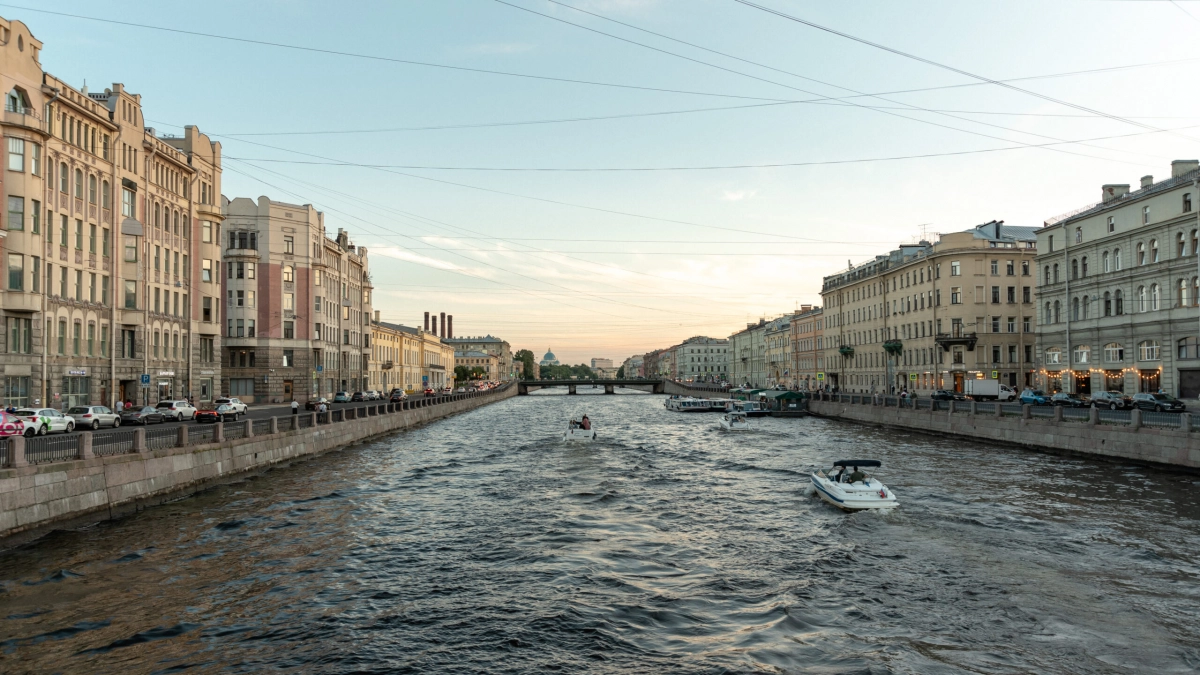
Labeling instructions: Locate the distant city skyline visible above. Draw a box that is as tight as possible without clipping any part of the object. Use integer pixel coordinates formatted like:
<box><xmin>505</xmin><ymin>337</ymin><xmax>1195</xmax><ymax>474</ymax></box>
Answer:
<box><xmin>17</xmin><ymin>0</ymin><xmax>1200</xmax><ymax>363</ymax></box>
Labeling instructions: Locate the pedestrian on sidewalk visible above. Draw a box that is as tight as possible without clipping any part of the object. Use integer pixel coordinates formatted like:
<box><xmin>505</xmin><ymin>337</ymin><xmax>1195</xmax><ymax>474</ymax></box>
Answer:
<box><xmin>291</xmin><ymin>400</ymin><xmax>299</xmax><ymax>415</ymax></box>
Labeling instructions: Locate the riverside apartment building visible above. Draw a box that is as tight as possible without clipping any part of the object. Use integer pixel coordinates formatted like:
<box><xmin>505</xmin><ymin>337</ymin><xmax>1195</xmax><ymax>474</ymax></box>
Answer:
<box><xmin>821</xmin><ymin>221</ymin><xmax>1039</xmax><ymax>395</ymax></box>
<box><xmin>1</xmin><ymin>16</ymin><xmax>224</xmax><ymax>409</ymax></box>
<box><xmin>220</xmin><ymin>197</ymin><xmax>373</xmax><ymax>403</ymax></box>
<box><xmin>1037</xmin><ymin>160</ymin><xmax>1200</xmax><ymax>397</ymax></box>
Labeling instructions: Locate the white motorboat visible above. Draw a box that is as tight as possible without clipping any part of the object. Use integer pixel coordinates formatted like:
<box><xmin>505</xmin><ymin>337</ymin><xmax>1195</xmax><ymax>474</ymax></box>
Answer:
<box><xmin>563</xmin><ymin>425</ymin><xmax>596</xmax><ymax>441</ymax></box>
<box><xmin>810</xmin><ymin>460</ymin><xmax>899</xmax><ymax>511</ymax></box>
<box><xmin>718</xmin><ymin>412</ymin><xmax>751</xmax><ymax>430</ymax></box>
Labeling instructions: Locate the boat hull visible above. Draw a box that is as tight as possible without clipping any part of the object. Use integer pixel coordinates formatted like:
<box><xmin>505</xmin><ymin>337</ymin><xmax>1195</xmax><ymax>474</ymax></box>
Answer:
<box><xmin>563</xmin><ymin>428</ymin><xmax>596</xmax><ymax>442</ymax></box>
<box><xmin>810</xmin><ymin>474</ymin><xmax>898</xmax><ymax>511</ymax></box>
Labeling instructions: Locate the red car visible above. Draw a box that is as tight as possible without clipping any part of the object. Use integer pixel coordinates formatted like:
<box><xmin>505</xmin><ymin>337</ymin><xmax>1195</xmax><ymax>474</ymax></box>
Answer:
<box><xmin>195</xmin><ymin>404</ymin><xmax>239</xmax><ymax>423</ymax></box>
<box><xmin>423</xmin><ymin>387</ymin><xmax>435</xmax><ymax>395</ymax></box>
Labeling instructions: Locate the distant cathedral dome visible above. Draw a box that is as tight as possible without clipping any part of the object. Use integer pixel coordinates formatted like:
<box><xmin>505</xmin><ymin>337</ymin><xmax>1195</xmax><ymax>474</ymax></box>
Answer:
<box><xmin>540</xmin><ymin>348</ymin><xmax>560</xmax><ymax>367</ymax></box>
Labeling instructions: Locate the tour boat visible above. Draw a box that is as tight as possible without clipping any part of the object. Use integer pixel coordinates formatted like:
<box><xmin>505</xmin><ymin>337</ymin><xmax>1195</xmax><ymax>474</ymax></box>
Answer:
<box><xmin>718</xmin><ymin>413</ymin><xmax>751</xmax><ymax>430</ymax></box>
<box><xmin>563</xmin><ymin>425</ymin><xmax>596</xmax><ymax>441</ymax></box>
<box><xmin>810</xmin><ymin>460</ymin><xmax>899</xmax><ymax>511</ymax></box>
<box><xmin>733</xmin><ymin>401</ymin><xmax>770</xmax><ymax>417</ymax></box>
<box><xmin>664</xmin><ymin>397</ymin><xmax>726</xmax><ymax>413</ymax></box>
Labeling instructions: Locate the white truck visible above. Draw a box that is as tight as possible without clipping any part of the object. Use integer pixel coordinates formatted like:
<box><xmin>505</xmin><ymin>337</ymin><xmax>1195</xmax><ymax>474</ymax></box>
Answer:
<box><xmin>963</xmin><ymin>380</ymin><xmax>1016</xmax><ymax>401</ymax></box>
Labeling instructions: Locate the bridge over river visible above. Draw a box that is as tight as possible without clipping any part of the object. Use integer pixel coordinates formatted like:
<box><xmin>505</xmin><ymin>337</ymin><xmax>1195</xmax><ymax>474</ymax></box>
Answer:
<box><xmin>517</xmin><ymin>379</ymin><xmax>732</xmax><ymax>396</ymax></box>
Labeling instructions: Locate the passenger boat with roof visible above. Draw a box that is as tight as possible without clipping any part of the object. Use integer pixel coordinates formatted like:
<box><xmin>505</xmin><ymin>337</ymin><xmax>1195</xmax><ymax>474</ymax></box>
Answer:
<box><xmin>733</xmin><ymin>400</ymin><xmax>769</xmax><ymax>417</ymax></box>
<box><xmin>664</xmin><ymin>396</ymin><xmax>724</xmax><ymax>412</ymax></box>
<box><xmin>718</xmin><ymin>412</ymin><xmax>751</xmax><ymax>430</ymax></box>
<box><xmin>810</xmin><ymin>459</ymin><xmax>898</xmax><ymax>511</ymax></box>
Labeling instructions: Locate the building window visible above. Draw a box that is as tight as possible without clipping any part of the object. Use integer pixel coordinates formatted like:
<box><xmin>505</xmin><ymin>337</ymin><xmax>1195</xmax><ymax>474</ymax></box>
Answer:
<box><xmin>202</xmin><ymin>297</ymin><xmax>212</xmax><ymax>322</ymax></box>
<box><xmin>284</xmin><ymin>321</ymin><xmax>294</xmax><ymax>339</ymax></box>
<box><xmin>1022</xmin><ymin>286</ymin><xmax>1030</xmax><ymax>303</ymax></box>
<box><xmin>1046</xmin><ymin>347</ymin><xmax>1061</xmax><ymax>364</ymax></box>
<box><xmin>6</xmin><ymin>196</ymin><xmax>23</xmax><ymax>231</ymax></box>
<box><xmin>283</xmin><ymin>265</ymin><xmax>294</xmax><ymax>283</ymax></box>
<box><xmin>6</xmin><ymin>253</ymin><xmax>22</xmax><ymax>290</ymax></box>
<box><xmin>1151</xmin><ymin>239</ymin><xmax>1159</xmax><ymax>263</ymax></box>
<box><xmin>7</xmin><ymin>137</ymin><xmax>24</xmax><ymax>171</ymax></box>
<box><xmin>990</xmin><ymin>260</ymin><xmax>999</xmax><ymax>275</ymax></box>
<box><xmin>202</xmin><ymin>221</ymin><xmax>212</xmax><ymax>243</ymax></box>
<box><xmin>1073</xmin><ymin>345</ymin><xmax>1090</xmax><ymax>364</ymax></box>
<box><xmin>284</xmin><ymin>293</ymin><xmax>294</xmax><ymax>311</ymax></box>
<box><xmin>1143</xmin><ymin>205</ymin><xmax>1150</xmax><ymax>224</ymax></box>
<box><xmin>284</xmin><ymin>236</ymin><xmax>294</xmax><ymax>254</ymax></box>
<box><xmin>1074</xmin><ymin>226</ymin><xmax>1082</xmax><ymax>243</ymax></box>
<box><xmin>124</xmin><ymin>236</ymin><xmax>137</xmax><ymax>262</ymax></box>
<box><xmin>1107</xmin><ymin>215</ymin><xmax>1115</xmax><ymax>232</ymax></box>
<box><xmin>201</xmin><ymin>259</ymin><xmax>212</xmax><ymax>282</ymax></box>
<box><xmin>1179</xmin><ymin>337</ymin><xmax>1198</xmax><ymax>360</ymax></box>
<box><xmin>1115</xmin><ymin>289</ymin><xmax>1124</xmax><ymax>315</ymax></box>
<box><xmin>1137</xmin><ymin>243</ymin><xmax>1145</xmax><ymax>266</ymax></box>
<box><xmin>950</xmin><ymin>287</ymin><xmax>961</xmax><ymax>304</ymax></box>
<box><xmin>1052</xmin><ymin>264</ymin><xmax>1059</xmax><ymax>283</ymax></box>
<box><xmin>283</xmin><ymin>350</ymin><xmax>294</xmax><ymax>367</ymax></box>
<box><xmin>1103</xmin><ymin>251</ymin><xmax>1110</xmax><ymax>272</ymax></box>
<box><xmin>1104</xmin><ymin>291</ymin><xmax>1112</xmax><ymax>316</ymax></box>
<box><xmin>1138</xmin><ymin>340</ymin><xmax>1160</xmax><ymax>361</ymax></box>
<box><xmin>1053</xmin><ymin>300</ymin><xmax>1061</xmax><ymax>323</ymax></box>
<box><xmin>121</xmin><ymin>329</ymin><xmax>136</xmax><ymax>359</ymax></box>
<box><xmin>124</xmin><ymin>280</ymin><xmax>137</xmax><ymax>309</ymax></box>
<box><xmin>1150</xmin><ymin>283</ymin><xmax>1160</xmax><ymax>310</ymax></box>
<box><xmin>950</xmin><ymin>261</ymin><xmax>960</xmax><ymax>276</ymax></box>
<box><xmin>991</xmin><ymin>286</ymin><xmax>1000</xmax><ymax>303</ymax></box>
<box><xmin>57</xmin><ymin>319</ymin><xmax>66</xmax><ymax>355</ymax></box>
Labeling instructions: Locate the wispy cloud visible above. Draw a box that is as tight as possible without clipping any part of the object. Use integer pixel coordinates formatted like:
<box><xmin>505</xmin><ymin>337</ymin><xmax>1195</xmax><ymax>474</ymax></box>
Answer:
<box><xmin>722</xmin><ymin>189</ymin><xmax>758</xmax><ymax>201</ymax></box>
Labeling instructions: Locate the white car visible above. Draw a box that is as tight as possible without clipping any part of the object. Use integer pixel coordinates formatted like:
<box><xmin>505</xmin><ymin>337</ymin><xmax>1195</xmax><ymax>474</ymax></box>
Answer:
<box><xmin>155</xmin><ymin>400</ymin><xmax>197</xmax><ymax>421</ymax></box>
<box><xmin>214</xmin><ymin>397</ymin><xmax>248</xmax><ymax>415</ymax></box>
<box><xmin>14</xmin><ymin>408</ymin><xmax>75</xmax><ymax>435</ymax></box>
<box><xmin>67</xmin><ymin>405</ymin><xmax>122</xmax><ymax>430</ymax></box>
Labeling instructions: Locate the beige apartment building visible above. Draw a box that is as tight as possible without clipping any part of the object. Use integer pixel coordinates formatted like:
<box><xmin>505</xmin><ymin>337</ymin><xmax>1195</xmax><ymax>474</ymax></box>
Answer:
<box><xmin>764</xmin><ymin>316</ymin><xmax>792</xmax><ymax>387</ymax></box>
<box><xmin>219</xmin><ymin>197</ymin><xmax>371</xmax><ymax>402</ymax></box>
<box><xmin>821</xmin><ymin>222</ymin><xmax>1039</xmax><ymax>395</ymax></box>
<box><xmin>455</xmin><ymin>350</ymin><xmax>499</xmax><ymax>380</ymax></box>
<box><xmin>371</xmin><ymin>319</ymin><xmax>454</xmax><ymax>392</ymax></box>
<box><xmin>1</xmin><ymin>16</ymin><xmax>223</xmax><ymax>409</ymax></box>
<box><xmin>790</xmin><ymin>306</ymin><xmax>824</xmax><ymax>391</ymax></box>
<box><xmin>445</xmin><ymin>334</ymin><xmax>513</xmax><ymax>381</ymax></box>
<box><xmin>1037</xmin><ymin>160</ymin><xmax>1200</xmax><ymax>397</ymax></box>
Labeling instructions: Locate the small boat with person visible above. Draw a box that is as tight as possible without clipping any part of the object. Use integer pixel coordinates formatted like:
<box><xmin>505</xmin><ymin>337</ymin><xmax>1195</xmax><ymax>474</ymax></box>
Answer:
<box><xmin>563</xmin><ymin>415</ymin><xmax>596</xmax><ymax>442</ymax></box>
<box><xmin>810</xmin><ymin>459</ymin><xmax>899</xmax><ymax>511</ymax></box>
<box><xmin>718</xmin><ymin>412</ymin><xmax>751</xmax><ymax>430</ymax></box>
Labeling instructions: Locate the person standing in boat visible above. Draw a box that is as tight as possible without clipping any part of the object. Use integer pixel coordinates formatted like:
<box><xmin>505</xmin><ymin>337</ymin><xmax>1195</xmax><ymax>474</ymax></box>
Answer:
<box><xmin>580</xmin><ymin>416</ymin><xmax>591</xmax><ymax>430</ymax></box>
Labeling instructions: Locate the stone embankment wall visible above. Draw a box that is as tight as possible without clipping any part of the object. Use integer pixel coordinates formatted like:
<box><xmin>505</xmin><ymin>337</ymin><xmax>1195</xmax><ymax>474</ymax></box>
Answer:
<box><xmin>662</xmin><ymin>380</ymin><xmax>729</xmax><ymax>397</ymax></box>
<box><xmin>809</xmin><ymin>395</ymin><xmax>1199</xmax><ymax>469</ymax></box>
<box><xmin>0</xmin><ymin>387</ymin><xmax>516</xmax><ymax>548</ymax></box>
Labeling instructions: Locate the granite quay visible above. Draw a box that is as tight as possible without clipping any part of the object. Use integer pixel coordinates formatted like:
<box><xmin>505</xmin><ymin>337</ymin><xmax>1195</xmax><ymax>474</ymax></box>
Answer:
<box><xmin>809</xmin><ymin>392</ymin><xmax>1200</xmax><ymax>469</ymax></box>
<box><xmin>0</xmin><ymin>384</ymin><xmax>515</xmax><ymax>548</ymax></box>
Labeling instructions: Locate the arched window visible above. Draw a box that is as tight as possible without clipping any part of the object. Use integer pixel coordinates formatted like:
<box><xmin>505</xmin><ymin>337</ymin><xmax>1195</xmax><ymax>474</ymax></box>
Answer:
<box><xmin>74</xmin><ymin>168</ymin><xmax>83</xmax><ymax>198</ymax></box>
<box><xmin>172</xmin><ymin>210</ymin><xmax>179</xmax><ymax>235</ymax></box>
<box><xmin>1074</xmin><ymin>345</ymin><xmax>1090</xmax><ymax>364</ymax></box>
<box><xmin>1044</xmin><ymin>302</ymin><xmax>1052</xmax><ymax>324</ymax></box>
<box><xmin>1179</xmin><ymin>232</ymin><xmax>1187</xmax><ymax>258</ymax></box>
<box><xmin>1082</xmin><ymin>295</ymin><xmax>1089</xmax><ymax>319</ymax></box>
<box><xmin>1053</xmin><ymin>263</ymin><xmax>1060</xmax><ymax>283</ymax></box>
<box><xmin>1180</xmin><ymin>279</ymin><xmax>1189</xmax><ymax>308</ymax></box>
<box><xmin>1193</xmin><ymin>230</ymin><xmax>1199</xmax><ymax>257</ymax></box>
<box><xmin>1114</xmin><ymin>248</ymin><xmax>1122</xmax><ymax>270</ymax></box>
<box><xmin>1137</xmin><ymin>285</ymin><xmax>1147</xmax><ymax>312</ymax></box>
<box><xmin>1138</xmin><ymin>340</ymin><xmax>1160</xmax><ymax>361</ymax></box>
<box><xmin>59</xmin><ymin>163</ymin><xmax>68</xmax><ymax>193</ymax></box>
<box><xmin>1137</xmin><ymin>242</ymin><xmax>1146</xmax><ymax>265</ymax></box>
<box><xmin>101</xmin><ymin>180</ymin><xmax>110</xmax><ymax>209</ymax></box>
<box><xmin>88</xmin><ymin>175</ymin><xmax>97</xmax><ymax>204</ymax></box>
<box><xmin>153</xmin><ymin>203</ymin><xmax>160</xmax><ymax>229</ymax></box>
<box><xmin>1103</xmin><ymin>292</ymin><xmax>1112</xmax><ymax>317</ymax></box>
<box><xmin>1071</xmin><ymin>259</ymin><xmax>1079</xmax><ymax>279</ymax></box>
<box><xmin>1053</xmin><ymin>300</ymin><xmax>1061</xmax><ymax>323</ymax></box>
<box><xmin>1103</xmin><ymin>251</ymin><xmax>1110</xmax><ymax>272</ymax></box>
<box><xmin>5</xmin><ymin>87</ymin><xmax>30</xmax><ymax>113</ymax></box>
<box><xmin>1151</xmin><ymin>239</ymin><xmax>1159</xmax><ymax>263</ymax></box>
<box><xmin>1104</xmin><ymin>342</ymin><xmax>1124</xmax><ymax>363</ymax></box>
<box><xmin>1072</xmin><ymin>297</ymin><xmax>1080</xmax><ymax>321</ymax></box>
<box><xmin>1081</xmin><ymin>256</ymin><xmax>1088</xmax><ymax>276</ymax></box>
<box><xmin>1115</xmin><ymin>289</ymin><xmax>1124</xmax><ymax>315</ymax></box>
<box><xmin>1151</xmin><ymin>283</ymin><xmax>1160</xmax><ymax>311</ymax></box>
<box><xmin>1046</xmin><ymin>347</ymin><xmax>1062</xmax><ymax>364</ymax></box>
<box><xmin>283</xmin><ymin>265</ymin><xmax>294</xmax><ymax>283</ymax></box>
<box><xmin>1178</xmin><ymin>337</ymin><xmax>1198</xmax><ymax>360</ymax></box>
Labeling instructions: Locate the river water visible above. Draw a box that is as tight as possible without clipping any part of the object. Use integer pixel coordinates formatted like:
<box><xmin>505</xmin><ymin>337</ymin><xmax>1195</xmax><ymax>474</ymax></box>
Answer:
<box><xmin>1</xmin><ymin>390</ymin><xmax>1198</xmax><ymax>674</ymax></box>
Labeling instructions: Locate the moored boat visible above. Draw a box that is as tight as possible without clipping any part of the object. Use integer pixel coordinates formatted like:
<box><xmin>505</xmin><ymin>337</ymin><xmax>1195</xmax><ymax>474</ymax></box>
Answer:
<box><xmin>810</xmin><ymin>459</ymin><xmax>898</xmax><ymax>511</ymax></box>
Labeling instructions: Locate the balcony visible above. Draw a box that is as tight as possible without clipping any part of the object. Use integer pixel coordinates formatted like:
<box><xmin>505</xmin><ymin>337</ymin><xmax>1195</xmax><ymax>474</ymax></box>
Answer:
<box><xmin>935</xmin><ymin>331</ymin><xmax>978</xmax><ymax>352</ymax></box>
<box><xmin>117</xmin><ymin>309</ymin><xmax>145</xmax><ymax>326</ymax></box>
<box><xmin>3</xmin><ymin>105</ymin><xmax>41</xmax><ymax>131</ymax></box>
<box><xmin>225</xmin><ymin>247</ymin><xmax>260</xmax><ymax>259</ymax></box>
<box><xmin>3</xmin><ymin>291</ymin><xmax>41</xmax><ymax>313</ymax></box>
<box><xmin>382</xmin><ymin>360</ymin><xmax>394</xmax><ymax>370</ymax></box>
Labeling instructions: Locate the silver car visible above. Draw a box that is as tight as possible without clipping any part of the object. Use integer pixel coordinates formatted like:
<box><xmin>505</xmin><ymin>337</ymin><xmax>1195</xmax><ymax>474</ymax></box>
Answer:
<box><xmin>155</xmin><ymin>399</ymin><xmax>196</xmax><ymax>421</ymax></box>
<box><xmin>67</xmin><ymin>405</ymin><xmax>122</xmax><ymax>430</ymax></box>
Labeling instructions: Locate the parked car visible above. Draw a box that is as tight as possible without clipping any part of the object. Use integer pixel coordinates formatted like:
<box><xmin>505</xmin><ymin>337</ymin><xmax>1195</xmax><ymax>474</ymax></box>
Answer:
<box><xmin>333</xmin><ymin>392</ymin><xmax>351</xmax><ymax>403</ymax></box>
<box><xmin>351</xmin><ymin>392</ymin><xmax>365</xmax><ymax>402</ymax></box>
<box><xmin>929</xmin><ymin>390</ymin><xmax>966</xmax><ymax>401</ymax></box>
<box><xmin>389</xmin><ymin>391</ymin><xmax>408</xmax><ymax>403</ymax></box>
<box><xmin>120</xmin><ymin>406</ymin><xmax>165</xmax><ymax>425</ymax></box>
<box><xmin>195</xmin><ymin>404</ymin><xmax>239</xmax><ymax>423</ymax></box>
<box><xmin>155</xmin><ymin>400</ymin><xmax>197</xmax><ymax>421</ymax></box>
<box><xmin>214</xmin><ymin>397</ymin><xmax>248</xmax><ymax>415</ymax></box>
<box><xmin>1090</xmin><ymin>391</ymin><xmax>1132</xmax><ymax>410</ymax></box>
<box><xmin>306</xmin><ymin>397</ymin><xmax>329</xmax><ymax>411</ymax></box>
<box><xmin>0</xmin><ymin>411</ymin><xmax>33</xmax><ymax>437</ymax></box>
<box><xmin>1019</xmin><ymin>390</ymin><xmax>1053</xmax><ymax>406</ymax></box>
<box><xmin>423</xmin><ymin>387</ymin><xmax>435</xmax><ymax>395</ymax></box>
<box><xmin>67</xmin><ymin>405</ymin><xmax>121</xmax><ymax>430</ymax></box>
<box><xmin>1050</xmin><ymin>392</ymin><xmax>1087</xmax><ymax>408</ymax></box>
<box><xmin>455</xmin><ymin>387</ymin><xmax>466</xmax><ymax>394</ymax></box>
<box><xmin>1132</xmin><ymin>392</ymin><xmax>1186</xmax><ymax>412</ymax></box>
<box><xmin>14</xmin><ymin>408</ymin><xmax>75</xmax><ymax>435</ymax></box>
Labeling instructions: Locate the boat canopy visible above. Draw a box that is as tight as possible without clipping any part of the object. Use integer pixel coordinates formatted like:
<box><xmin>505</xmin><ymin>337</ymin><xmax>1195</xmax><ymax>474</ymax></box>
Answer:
<box><xmin>757</xmin><ymin>390</ymin><xmax>808</xmax><ymax>400</ymax></box>
<box><xmin>833</xmin><ymin>459</ymin><xmax>882</xmax><ymax>468</ymax></box>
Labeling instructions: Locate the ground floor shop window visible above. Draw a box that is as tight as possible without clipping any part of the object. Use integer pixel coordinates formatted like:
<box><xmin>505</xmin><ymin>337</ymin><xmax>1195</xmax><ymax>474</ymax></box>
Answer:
<box><xmin>1139</xmin><ymin>369</ymin><xmax>1160</xmax><ymax>393</ymax></box>
<box><xmin>1104</xmin><ymin>370</ymin><xmax>1125</xmax><ymax>392</ymax></box>
<box><xmin>1046</xmin><ymin>372</ymin><xmax>1062</xmax><ymax>393</ymax></box>
<box><xmin>199</xmin><ymin>378</ymin><xmax>213</xmax><ymax>401</ymax></box>
<box><xmin>229</xmin><ymin>378</ymin><xmax>254</xmax><ymax>397</ymax></box>
<box><xmin>62</xmin><ymin>376</ymin><xmax>90</xmax><ymax>408</ymax></box>
<box><xmin>4</xmin><ymin>376</ymin><xmax>31</xmax><ymax>408</ymax></box>
<box><xmin>1072</xmin><ymin>371</ymin><xmax>1091</xmax><ymax>396</ymax></box>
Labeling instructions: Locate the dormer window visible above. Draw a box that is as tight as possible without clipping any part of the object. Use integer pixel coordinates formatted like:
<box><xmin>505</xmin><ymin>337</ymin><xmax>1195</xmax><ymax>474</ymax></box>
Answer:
<box><xmin>4</xmin><ymin>87</ymin><xmax>30</xmax><ymax>114</ymax></box>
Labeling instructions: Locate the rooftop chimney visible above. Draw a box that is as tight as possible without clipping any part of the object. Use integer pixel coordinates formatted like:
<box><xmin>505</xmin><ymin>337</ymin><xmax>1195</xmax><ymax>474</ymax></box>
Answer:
<box><xmin>447</xmin><ymin>315</ymin><xmax>453</xmax><ymax>339</ymax></box>
<box><xmin>424</xmin><ymin>312</ymin><xmax>430</xmax><ymax>332</ymax></box>
<box><xmin>440</xmin><ymin>312</ymin><xmax>446</xmax><ymax>339</ymax></box>
<box><xmin>373</xmin><ymin>310</ymin><xmax>380</xmax><ymax>323</ymax></box>
<box><xmin>1102</xmin><ymin>184</ymin><xmax>1130</xmax><ymax>203</ymax></box>
<box><xmin>1172</xmin><ymin>159</ymin><xmax>1200</xmax><ymax>178</ymax></box>
<box><xmin>432</xmin><ymin>315</ymin><xmax>439</xmax><ymax>337</ymax></box>
<box><xmin>1140</xmin><ymin>175</ymin><xmax>1154</xmax><ymax>189</ymax></box>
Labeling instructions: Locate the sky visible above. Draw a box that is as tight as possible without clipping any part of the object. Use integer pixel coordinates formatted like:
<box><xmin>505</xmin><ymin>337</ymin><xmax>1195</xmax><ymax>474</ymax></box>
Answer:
<box><xmin>13</xmin><ymin>0</ymin><xmax>1200</xmax><ymax>364</ymax></box>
